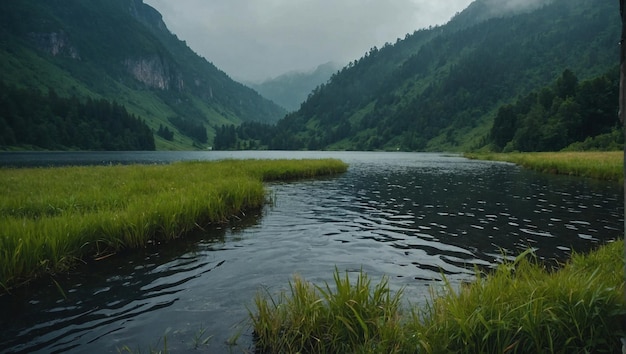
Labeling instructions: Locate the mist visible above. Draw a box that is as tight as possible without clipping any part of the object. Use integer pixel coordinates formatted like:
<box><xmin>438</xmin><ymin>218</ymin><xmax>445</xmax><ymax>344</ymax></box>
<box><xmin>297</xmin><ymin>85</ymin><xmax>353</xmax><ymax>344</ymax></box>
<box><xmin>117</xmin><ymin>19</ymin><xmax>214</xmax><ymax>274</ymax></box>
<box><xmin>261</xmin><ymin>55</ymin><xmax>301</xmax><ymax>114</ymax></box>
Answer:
<box><xmin>482</xmin><ymin>0</ymin><xmax>554</xmax><ymax>17</ymax></box>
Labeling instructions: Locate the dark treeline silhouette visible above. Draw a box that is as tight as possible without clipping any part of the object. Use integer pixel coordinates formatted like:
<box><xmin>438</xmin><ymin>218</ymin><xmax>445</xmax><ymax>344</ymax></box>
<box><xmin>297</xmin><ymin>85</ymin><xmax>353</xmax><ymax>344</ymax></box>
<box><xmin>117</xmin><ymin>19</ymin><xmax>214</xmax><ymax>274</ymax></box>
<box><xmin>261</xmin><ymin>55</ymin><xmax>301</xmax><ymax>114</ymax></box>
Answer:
<box><xmin>213</xmin><ymin>122</ymin><xmax>274</xmax><ymax>150</ymax></box>
<box><xmin>0</xmin><ymin>82</ymin><xmax>155</xmax><ymax>150</ymax></box>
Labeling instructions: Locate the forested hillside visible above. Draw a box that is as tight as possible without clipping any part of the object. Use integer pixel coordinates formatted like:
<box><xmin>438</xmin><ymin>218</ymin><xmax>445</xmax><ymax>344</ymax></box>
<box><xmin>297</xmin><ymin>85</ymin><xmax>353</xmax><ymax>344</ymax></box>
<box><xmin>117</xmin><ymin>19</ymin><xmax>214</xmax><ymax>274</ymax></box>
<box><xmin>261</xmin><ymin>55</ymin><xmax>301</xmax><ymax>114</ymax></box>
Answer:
<box><xmin>0</xmin><ymin>0</ymin><xmax>285</xmax><ymax>150</ymax></box>
<box><xmin>0</xmin><ymin>83</ymin><xmax>155</xmax><ymax>150</ymax></box>
<box><xmin>216</xmin><ymin>0</ymin><xmax>620</xmax><ymax>152</ymax></box>
<box><xmin>488</xmin><ymin>68</ymin><xmax>622</xmax><ymax>152</ymax></box>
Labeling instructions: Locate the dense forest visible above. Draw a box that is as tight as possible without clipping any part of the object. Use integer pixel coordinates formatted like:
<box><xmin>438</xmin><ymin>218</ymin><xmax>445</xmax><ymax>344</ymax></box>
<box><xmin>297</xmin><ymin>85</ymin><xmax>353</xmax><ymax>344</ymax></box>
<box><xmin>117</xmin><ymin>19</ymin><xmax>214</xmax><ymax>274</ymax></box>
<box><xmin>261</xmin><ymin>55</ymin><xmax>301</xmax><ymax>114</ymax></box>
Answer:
<box><xmin>214</xmin><ymin>0</ymin><xmax>618</xmax><ymax>152</ymax></box>
<box><xmin>0</xmin><ymin>82</ymin><xmax>155</xmax><ymax>150</ymax></box>
<box><xmin>214</xmin><ymin>67</ymin><xmax>622</xmax><ymax>152</ymax></box>
<box><xmin>489</xmin><ymin>68</ymin><xmax>622</xmax><ymax>152</ymax></box>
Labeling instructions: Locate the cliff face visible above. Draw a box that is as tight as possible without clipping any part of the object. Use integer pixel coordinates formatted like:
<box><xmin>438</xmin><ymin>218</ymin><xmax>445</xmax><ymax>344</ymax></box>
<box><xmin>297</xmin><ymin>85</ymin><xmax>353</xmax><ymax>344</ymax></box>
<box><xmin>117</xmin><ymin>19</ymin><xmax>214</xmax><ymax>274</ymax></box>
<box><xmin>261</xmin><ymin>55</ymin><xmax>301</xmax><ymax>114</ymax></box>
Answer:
<box><xmin>124</xmin><ymin>56</ymin><xmax>183</xmax><ymax>90</ymax></box>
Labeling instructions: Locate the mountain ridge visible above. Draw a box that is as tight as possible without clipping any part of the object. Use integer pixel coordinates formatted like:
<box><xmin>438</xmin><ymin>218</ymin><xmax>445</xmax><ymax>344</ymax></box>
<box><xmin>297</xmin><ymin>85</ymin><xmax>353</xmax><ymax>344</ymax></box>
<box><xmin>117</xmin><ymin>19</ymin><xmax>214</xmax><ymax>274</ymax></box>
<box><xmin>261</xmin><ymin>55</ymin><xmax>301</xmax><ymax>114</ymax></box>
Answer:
<box><xmin>247</xmin><ymin>62</ymin><xmax>343</xmax><ymax>112</ymax></box>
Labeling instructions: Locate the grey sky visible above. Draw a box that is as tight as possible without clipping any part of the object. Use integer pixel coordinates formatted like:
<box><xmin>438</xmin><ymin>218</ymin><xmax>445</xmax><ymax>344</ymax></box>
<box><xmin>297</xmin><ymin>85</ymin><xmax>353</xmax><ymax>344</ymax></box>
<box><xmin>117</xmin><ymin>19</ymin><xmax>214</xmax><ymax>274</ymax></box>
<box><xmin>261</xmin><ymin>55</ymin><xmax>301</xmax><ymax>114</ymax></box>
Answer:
<box><xmin>143</xmin><ymin>0</ymin><xmax>474</xmax><ymax>82</ymax></box>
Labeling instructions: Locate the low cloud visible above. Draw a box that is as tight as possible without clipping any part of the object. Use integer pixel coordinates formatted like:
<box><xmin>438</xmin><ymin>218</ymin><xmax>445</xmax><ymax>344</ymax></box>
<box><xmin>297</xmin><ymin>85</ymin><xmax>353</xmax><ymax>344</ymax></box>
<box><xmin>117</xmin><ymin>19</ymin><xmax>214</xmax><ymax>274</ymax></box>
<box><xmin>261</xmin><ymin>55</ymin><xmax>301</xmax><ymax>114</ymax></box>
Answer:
<box><xmin>144</xmin><ymin>0</ymin><xmax>473</xmax><ymax>82</ymax></box>
<box><xmin>482</xmin><ymin>0</ymin><xmax>554</xmax><ymax>17</ymax></box>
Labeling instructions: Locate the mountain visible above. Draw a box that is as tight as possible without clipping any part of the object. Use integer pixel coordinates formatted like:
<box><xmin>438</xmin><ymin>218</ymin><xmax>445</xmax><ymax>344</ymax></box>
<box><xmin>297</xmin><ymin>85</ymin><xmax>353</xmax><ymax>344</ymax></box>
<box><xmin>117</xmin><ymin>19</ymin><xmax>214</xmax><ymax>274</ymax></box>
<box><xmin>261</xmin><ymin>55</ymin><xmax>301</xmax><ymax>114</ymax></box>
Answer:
<box><xmin>0</xmin><ymin>0</ymin><xmax>286</xmax><ymax>150</ymax></box>
<box><xmin>225</xmin><ymin>0</ymin><xmax>619</xmax><ymax>152</ymax></box>
<box><xmin>247</xmin><ymin>62</ymin><xmax>343</xmax><ymax>112</ymax></box>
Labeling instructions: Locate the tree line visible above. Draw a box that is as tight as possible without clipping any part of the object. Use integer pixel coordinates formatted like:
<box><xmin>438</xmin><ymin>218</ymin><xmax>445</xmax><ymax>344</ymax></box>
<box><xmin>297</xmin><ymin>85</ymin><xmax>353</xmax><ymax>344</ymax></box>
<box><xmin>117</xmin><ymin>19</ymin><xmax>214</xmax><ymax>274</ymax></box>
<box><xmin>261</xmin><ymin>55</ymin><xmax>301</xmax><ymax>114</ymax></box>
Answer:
<box><xmin>0</xmin><ymin>82</ymin><xmax>155</xmax><ymax>150</ymax></box>
<box><xmin>167</xmin><ymin>116</ymin><xmax>207</xmax><ymax>143</ymax></box>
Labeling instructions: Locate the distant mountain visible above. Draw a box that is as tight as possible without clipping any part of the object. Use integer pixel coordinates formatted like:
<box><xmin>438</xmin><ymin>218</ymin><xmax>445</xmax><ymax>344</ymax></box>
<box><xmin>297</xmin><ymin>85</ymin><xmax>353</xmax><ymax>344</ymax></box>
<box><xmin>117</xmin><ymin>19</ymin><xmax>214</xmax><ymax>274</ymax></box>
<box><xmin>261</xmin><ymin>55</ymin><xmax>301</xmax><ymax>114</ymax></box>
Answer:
<box><xmin>248</xmin><ymin>62</ymin><xmax>343</xmax><ymax>112</ymax></box>
<box><xmin>0</xmin><ymin>0</ymin><xmax>286</xmax><ymax>150</ymax></box>
<box><xmin>227</xmin><ymin>0</ymin><xmax>619</xmax><ymax>152</ymax></box>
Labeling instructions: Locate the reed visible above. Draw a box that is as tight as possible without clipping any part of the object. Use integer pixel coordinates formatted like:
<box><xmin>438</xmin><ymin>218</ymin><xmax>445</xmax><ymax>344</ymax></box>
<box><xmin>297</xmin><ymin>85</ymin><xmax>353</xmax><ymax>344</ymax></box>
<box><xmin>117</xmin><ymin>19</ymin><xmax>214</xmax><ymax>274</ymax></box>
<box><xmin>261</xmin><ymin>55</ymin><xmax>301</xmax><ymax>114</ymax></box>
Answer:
<box><xmin>0</xmin><ymin>159</ymin><xmax>348</xmax><ymax>290</ymax></box>
<box><xmin>250</xmin><ymin>240</ymin><xmax>625</xmax><ymax>353</ymax></box>
<box><xmin>464</xmin><ymin>151</ymin><xmax>623</xmax><ymax>181</ymax></box>
<box><xmin>251</xmin><ymin>268</ymin><xmax>407</xmax><ymax>354</ymax></box>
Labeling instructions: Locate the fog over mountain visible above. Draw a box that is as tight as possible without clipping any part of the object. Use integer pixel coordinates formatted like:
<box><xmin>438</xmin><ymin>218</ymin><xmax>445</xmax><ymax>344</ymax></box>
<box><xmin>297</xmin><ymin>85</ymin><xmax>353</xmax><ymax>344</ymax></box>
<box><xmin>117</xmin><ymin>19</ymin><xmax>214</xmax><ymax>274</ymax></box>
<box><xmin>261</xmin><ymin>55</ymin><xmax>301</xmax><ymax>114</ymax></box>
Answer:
<box><xmin>143</xmin><ymin>0</ymin><xmax>474</xmax><ymax>82</ymax></box>
<box><xmin>482</xmin><ymin>0</ymin><xmax>554</xmax><ymax>16</ymax></box>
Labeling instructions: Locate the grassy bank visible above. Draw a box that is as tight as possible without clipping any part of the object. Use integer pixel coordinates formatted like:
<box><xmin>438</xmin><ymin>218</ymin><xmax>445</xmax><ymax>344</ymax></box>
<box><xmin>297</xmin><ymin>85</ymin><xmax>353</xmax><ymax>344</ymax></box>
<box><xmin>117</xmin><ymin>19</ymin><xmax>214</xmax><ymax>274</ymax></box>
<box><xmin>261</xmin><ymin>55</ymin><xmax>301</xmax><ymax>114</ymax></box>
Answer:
<box><xmin>464</xmin><ymin>151</ymin><xmax>623</xmax><ymax>181</ymax></box>
<box><xmin>0</xmin><ymin>159</ymin><xmax>348</xmax><ymax>291</ymax></box>
<box><xmin>251</xmin><ymin>240</ymin><xmax>625</xmax><ymax>353</ymax></box>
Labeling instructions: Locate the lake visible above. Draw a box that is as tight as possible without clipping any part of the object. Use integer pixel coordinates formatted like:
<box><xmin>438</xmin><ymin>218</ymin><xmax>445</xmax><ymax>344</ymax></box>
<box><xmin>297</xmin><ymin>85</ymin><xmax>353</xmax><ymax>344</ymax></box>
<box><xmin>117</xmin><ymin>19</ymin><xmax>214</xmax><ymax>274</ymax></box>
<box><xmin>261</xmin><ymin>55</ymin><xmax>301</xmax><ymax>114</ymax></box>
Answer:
<box><xmin>0</xmin><ymin>151</ymin><xmax>622</xmax><ymax>353</ymax></box>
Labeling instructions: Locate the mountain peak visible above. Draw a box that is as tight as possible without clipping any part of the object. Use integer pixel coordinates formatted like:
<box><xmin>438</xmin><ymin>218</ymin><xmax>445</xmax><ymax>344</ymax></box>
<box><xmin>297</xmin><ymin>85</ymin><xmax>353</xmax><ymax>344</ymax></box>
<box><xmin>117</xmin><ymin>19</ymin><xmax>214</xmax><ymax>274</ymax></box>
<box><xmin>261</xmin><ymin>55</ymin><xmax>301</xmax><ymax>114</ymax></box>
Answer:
<box><xmin>128</xmin><ymin>0</ymin><xmax>168</xmax><ymax>33</ymax></box>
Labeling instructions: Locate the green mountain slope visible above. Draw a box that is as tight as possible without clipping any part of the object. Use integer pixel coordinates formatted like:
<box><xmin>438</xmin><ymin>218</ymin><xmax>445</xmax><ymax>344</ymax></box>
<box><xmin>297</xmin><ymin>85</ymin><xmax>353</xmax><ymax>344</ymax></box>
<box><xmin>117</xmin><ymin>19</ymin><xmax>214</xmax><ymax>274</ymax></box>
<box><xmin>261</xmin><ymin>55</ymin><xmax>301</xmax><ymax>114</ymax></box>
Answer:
<box><xmin>248</xmin><ymin>0</ymin><xmax>618</xmax><ymax>152</ymax></box>
<box><xmin>0</xmin><ymin>0</ymin><xmax>286</xmax><ymax>150</ymax></box>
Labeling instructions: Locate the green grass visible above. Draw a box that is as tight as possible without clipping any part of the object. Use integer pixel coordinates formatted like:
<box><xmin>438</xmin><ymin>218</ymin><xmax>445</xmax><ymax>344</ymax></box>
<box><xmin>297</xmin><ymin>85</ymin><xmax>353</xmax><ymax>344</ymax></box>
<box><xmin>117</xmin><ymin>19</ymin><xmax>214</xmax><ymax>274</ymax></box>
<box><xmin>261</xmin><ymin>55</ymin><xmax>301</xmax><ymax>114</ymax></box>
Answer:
<box><xmin>251</xmin><ymin>241</ymin><xmax>625</xmax><ymax>353</ymax></box>
<box><xmin>412</xmin><ymin>242</ymin><xmax>624</xmax><ymax>353</ymax></box>
<box><xmin>251</xmin><ymin>268</ymin><xmax>407</xmax><ymax>353</ymax></box>
<box><xmin>0</xmin><ymin>159</ymin><xmax>348</xmax><ymax>291</ymax></box>
<box><xmin>464</xmin><ymin>151</ymin><xmax>623</xmax><ymax>181</ymax></box>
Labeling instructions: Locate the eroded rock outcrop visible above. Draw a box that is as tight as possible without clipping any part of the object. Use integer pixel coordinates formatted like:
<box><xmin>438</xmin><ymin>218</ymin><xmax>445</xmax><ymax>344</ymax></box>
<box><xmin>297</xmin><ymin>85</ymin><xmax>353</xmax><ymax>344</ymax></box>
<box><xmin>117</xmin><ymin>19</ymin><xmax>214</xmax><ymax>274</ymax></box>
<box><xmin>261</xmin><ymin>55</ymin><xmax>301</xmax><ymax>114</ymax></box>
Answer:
<box><xmin>124</xmin><ymin>56</ymin><xmax>183</xmax><ymax>90</ymax></box>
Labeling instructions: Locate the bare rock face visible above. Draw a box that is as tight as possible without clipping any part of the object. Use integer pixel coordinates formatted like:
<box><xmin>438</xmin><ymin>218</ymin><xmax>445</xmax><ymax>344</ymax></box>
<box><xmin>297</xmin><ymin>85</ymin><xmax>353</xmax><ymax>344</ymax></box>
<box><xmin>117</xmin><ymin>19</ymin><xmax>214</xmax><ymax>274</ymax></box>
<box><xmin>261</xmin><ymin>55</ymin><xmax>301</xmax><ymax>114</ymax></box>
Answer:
<box><xmin>123</xmin><ymin>56</ymin><xmax>184</xmax><ymax>90</ymax></box>
<box><xmin>29</xmin><ymin>31</ymin><xmax>80</xmax><ymax>59</ymax></box>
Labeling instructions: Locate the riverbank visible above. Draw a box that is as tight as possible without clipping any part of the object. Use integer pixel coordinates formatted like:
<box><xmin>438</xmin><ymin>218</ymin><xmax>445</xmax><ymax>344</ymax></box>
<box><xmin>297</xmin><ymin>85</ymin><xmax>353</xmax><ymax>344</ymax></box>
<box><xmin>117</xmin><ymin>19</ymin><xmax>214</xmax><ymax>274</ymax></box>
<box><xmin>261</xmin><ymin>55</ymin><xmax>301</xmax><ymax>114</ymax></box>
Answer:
<box><xmin>464</xmin><ymin>151</ymin><xmax>623</xmax><ymax>181</ymax></box>
<box><xmin>252</xmin><ymin>240</ymin><xmax>624</xmax><ymax>353</ymax></box>
<box><xmin>0</xmin><ymin>159</ymin><xmax>348</xmax><ymax>291</ymax></box>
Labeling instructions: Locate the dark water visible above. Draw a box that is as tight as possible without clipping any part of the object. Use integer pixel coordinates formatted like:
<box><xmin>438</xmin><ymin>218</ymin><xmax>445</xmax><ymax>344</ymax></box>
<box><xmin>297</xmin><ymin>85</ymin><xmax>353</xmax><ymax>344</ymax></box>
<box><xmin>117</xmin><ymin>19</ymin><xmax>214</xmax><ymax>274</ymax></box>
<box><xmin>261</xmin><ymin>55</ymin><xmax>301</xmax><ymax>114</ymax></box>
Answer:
<box><xmin>0</xmin><ymin>151</ymin><xmax>622</xmax><ymax>353</ymax></box>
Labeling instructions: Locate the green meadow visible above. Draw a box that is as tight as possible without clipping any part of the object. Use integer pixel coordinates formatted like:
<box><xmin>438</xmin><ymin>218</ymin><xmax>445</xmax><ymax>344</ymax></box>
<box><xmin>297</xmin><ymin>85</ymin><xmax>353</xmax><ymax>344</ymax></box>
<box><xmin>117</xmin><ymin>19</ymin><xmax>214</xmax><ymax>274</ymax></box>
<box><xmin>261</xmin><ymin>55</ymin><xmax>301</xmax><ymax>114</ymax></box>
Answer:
<box><xmin>0</xmin><ymin>159</ymin><xmax>348</xmax><ymax>291</ymax></box>
<box><xmin>464</xmin><ymin>151</ymin><xmax>623</xmax><ymax>181</ymax></box>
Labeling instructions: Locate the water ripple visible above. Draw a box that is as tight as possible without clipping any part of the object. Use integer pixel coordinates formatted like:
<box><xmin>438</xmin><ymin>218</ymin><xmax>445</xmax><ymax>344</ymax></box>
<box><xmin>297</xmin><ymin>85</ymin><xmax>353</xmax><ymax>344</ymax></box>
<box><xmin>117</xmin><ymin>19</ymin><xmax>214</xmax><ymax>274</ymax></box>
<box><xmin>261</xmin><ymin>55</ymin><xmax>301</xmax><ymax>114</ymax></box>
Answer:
<box><xmin>0</xmin><ymin>152</ymin><xmax>622</xmax><ymax>353</ymax></box>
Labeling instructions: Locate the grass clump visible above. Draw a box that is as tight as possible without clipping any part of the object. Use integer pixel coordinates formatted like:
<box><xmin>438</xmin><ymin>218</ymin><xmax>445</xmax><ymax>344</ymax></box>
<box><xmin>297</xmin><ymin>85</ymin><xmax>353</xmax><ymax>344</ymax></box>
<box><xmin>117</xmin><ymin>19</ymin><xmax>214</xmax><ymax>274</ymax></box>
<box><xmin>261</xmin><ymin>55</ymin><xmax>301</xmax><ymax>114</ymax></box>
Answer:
<box><xmin>413</xmin><ymin>242</ymin><xmax>624</xmax><ymax>353</ymax></box>
<box><xmin>251</xmin><ymin>269</ymin><xmax>408</xmax><ymax>353</ymax></box>
<box><xmin>464</xmin><ymin>151</ymin><xmax>623</xmax><ymax>181</ymax></box>
<box><xmin>0</xmin><ymin>159</ymin><xmax>347</xmax><ymax>290</ymax></box>
<box><xmin>251</xmin><ymin>241</ymin><xmax>625</xmax><ymax>353</ymax></box>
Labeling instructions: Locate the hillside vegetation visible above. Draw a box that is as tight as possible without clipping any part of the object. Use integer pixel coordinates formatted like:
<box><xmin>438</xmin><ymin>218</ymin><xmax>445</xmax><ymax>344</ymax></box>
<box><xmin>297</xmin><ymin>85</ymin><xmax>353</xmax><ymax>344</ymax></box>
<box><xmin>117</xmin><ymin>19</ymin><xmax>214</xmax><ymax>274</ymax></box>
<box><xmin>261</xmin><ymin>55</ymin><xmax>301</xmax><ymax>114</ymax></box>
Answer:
<box><xmin>216</xmin><ymin>0</ymin><xmax>620</xmax><ymax>152</ymax></box>
<box><xmin>0</xmin><ymin>82</ymin><xmax>155</xmax><ymax>150</ymax></box>
<box><xmin>0</xmin><ymin>0</ymin><xmax>285</xmax><ymax>150</ymax></box>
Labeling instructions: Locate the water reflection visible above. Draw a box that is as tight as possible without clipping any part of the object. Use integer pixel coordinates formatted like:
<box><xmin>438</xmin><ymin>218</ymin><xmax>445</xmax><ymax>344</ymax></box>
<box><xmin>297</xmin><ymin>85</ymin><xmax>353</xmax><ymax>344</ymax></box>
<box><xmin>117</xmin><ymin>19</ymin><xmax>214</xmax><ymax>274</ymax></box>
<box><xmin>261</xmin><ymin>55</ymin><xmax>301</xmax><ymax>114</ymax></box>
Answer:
<box><xmin>0</xmin><ymin>152</ymin><xmax>622</xmax><ymax>353</ymax></box>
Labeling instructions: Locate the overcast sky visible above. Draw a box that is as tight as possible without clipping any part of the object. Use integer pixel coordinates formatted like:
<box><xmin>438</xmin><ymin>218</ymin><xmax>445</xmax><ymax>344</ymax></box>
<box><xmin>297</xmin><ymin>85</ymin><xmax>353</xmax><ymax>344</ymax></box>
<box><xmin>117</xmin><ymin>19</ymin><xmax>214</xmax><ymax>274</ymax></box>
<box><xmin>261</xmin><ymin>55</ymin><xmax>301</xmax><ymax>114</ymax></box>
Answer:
<box><xmin>143</xmin><ymin>0</ymin><xmax>475</xmax><ymax>82</ymax></box>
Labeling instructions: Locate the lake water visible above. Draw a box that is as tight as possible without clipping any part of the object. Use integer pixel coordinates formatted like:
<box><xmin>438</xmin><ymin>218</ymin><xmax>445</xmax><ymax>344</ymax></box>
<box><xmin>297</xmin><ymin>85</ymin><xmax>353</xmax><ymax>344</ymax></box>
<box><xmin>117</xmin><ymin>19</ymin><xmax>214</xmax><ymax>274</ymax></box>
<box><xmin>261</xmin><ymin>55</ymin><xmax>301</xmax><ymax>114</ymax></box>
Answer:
<box><xmin>0</xmin><ymin>151</ymin><xmax>622</xmax><ymax>353</ymax></box>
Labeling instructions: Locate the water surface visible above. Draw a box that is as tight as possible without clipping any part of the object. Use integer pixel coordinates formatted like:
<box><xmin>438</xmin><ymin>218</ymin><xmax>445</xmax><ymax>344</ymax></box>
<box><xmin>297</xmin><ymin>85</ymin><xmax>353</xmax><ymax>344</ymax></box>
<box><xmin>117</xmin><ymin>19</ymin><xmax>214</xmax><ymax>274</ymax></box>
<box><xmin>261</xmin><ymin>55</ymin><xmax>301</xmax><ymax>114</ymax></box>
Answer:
<box><xmin>0</xmin><ymin>151</ymin><xmax>622</xmax><ymax>353</ymax></box>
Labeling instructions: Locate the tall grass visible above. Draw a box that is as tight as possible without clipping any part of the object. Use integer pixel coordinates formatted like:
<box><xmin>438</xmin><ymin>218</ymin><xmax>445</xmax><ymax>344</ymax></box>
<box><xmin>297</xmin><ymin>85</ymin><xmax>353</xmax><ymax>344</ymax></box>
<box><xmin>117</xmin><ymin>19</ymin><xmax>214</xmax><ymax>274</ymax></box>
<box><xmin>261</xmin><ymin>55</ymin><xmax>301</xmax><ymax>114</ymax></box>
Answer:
<box><xmin>412</xmin><ymin>242</ymin><xmax>624</xmax><ymax>353</ymax></box>
<box><xmin>0</xmin><ymin>159</ymin><xmax>348</xmax><ymax>290</ymax></box>
<box><xmin>251</xmin><ymin>241</ymin><xmax>625</xmax><ymax>353</ymax></box>
<box><xmin>464</xmin><ymin>151</ymin><xmax>623</xmax><ymax>181</ymax></box>
<box><xmin>251</xmin><ymin>269</ymin><xmax>407</xmax><ymax>353</ymax></box>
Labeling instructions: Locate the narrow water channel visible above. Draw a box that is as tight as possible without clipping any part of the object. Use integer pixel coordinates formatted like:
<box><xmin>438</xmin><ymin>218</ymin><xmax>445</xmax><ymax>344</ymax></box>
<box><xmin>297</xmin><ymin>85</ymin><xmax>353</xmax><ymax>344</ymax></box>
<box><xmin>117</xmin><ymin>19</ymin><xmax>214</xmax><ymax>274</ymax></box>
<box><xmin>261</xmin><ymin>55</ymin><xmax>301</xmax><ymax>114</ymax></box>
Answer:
<box><xmin>0</xmin><ymin>152</ymin><xmax>622</xmax><ymax>353</ymax></box>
